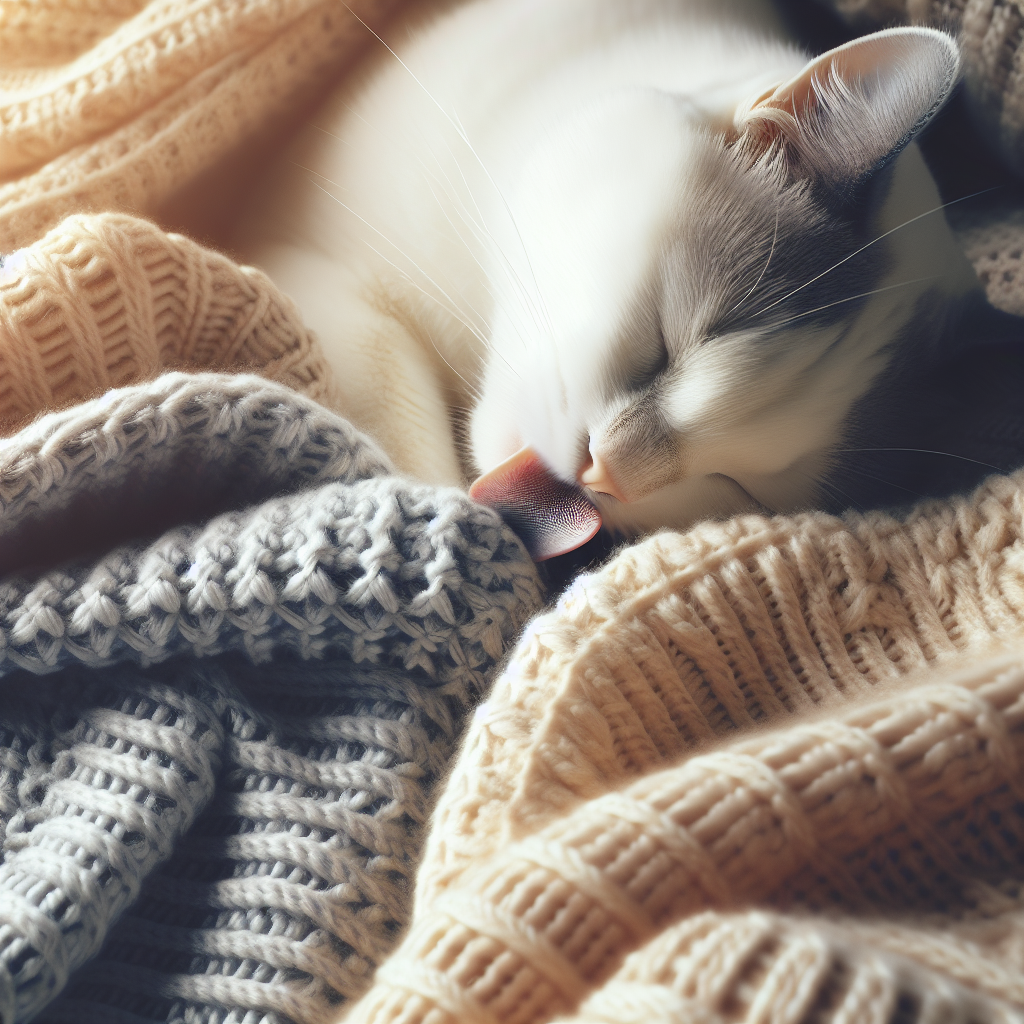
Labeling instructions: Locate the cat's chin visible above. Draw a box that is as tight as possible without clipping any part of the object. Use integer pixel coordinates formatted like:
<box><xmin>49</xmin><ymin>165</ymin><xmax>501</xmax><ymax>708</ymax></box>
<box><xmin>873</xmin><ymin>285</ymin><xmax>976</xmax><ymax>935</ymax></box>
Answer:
<box><xmin>592</xmin><ymin>473</ymin><xmax>764</xmax><ymax>536</ymax></box>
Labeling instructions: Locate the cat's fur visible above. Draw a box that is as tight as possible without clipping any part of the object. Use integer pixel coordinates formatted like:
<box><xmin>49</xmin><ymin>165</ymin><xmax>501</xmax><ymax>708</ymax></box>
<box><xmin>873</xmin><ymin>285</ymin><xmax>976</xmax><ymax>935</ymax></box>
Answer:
<box><xmin>236</xmin><ymin>0</ymin><xmax>978</xmax><ymax>538</ymax></box>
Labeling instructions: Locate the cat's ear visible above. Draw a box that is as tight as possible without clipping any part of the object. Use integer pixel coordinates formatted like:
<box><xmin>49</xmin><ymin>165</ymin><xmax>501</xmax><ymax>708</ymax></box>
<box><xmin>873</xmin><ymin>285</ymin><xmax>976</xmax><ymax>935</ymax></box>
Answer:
<box><xmin>735</xmin><ymin>28</ymin><xmax>959</xmax><ymax>188</ymax></box>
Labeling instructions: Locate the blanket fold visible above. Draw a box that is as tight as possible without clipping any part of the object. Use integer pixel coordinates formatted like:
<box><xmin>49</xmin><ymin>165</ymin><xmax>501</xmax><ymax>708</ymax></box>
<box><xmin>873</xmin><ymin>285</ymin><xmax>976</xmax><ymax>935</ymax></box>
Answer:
<box><xmin>341</xmin><ymin>470</ymin><xmax>1024</xmax><ymax>1024</ymax></box>
<box><xmin>2</xmin><ymin>3</ymin><xmax>1024</xmax><ymax>1024</ymax></box>
<box><xmin>0</xmin><ymin>0</ymin><xmax>402</xmax><ymax>250</ymax></box>
<box><xmin>0</xmin><ymin>373</ymin><xmax>544</xmax><ymax>1024</ymax></box>
<box><xmin>0</xmin><ymin>214</ymin><xmax>341</xmax><ymax>434</ymax></box>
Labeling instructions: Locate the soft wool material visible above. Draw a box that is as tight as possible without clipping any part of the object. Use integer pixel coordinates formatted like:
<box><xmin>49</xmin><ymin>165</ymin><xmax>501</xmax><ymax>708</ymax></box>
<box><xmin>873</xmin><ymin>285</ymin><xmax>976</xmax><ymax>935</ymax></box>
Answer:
<box><xmin>0</xmin><ymin>214</ymin><xmax>340</xmax><ymax>435</ymax></box>
<box><xmin>0</xmin><ymin>373</ymin><xmax>545</xmax><ymax>1023</ymax></box>
<box><xmin>343</xmin><ymin>470</ymin><xmax>1024</xmax><ymax>1024</ymax></box>
<box><xmin>0</xmin><ymin>0</ymin><xmax>402</xmax><ymax>250</ymax></box>
<box><xmin>2</xmin><ymin>3</ymin><xmax>1024</xmax><ymax>1023</ymax></box>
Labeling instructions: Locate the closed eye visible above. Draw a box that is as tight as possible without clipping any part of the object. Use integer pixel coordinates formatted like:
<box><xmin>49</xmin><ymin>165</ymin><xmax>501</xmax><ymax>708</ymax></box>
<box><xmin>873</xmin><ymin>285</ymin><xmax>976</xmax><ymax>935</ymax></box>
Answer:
<box><xmin>633</xmin><ymin>325</ymin><xmax>669</xmax><ymax>387</ymax></box>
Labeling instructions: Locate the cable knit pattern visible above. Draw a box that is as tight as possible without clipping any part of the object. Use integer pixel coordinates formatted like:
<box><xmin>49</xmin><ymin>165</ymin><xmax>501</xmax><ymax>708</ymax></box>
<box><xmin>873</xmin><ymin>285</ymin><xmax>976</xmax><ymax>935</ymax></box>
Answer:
<box><xmin>0</xmin><ymin>214</ymin><xmax>341</xmax><ymax>430</ymax></box>
<box><xmin>564</xmin><ymin>905</ymin><xmax>1024</xmax><ymax>1024</ymax></box>
<box><xmin>342</xmin><ymin>470</ymin><xmax>1024</xmax><ymax>1024</ymax></box>
<box><xmin>0</xmin><ymin>374</ymin><xmax>544</xmax><ymax>1023</ymax></box>
<box><xmin>417</xmin><ymin>471</ymin><xmax>1024</xmax><ymax>900</ymax></box>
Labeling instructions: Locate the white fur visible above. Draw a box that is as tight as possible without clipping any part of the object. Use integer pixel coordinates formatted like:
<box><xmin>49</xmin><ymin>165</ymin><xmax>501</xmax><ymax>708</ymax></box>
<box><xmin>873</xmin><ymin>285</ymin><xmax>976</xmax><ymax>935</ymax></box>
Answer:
<box><xmin>236</xmin><ymin>0</ymin><xmax>977</xmax><ymax>535</ymax></box>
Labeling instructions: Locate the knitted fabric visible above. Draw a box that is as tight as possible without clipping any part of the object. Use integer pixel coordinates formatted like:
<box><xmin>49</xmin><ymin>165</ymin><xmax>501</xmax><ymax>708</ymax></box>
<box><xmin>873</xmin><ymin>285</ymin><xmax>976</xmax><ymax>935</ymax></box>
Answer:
<box><xmin>0</xmin><ymin>372</ymin><xmax>380</xmax><ymax>579</ymax></box>
<box><xmin>952</xmin><ymin>200</ymin><xmax>1024</xmax><ymax>317</ymax></box>
<box><xmin>0</xmin><ymin>0</ymin><xmax>405</xmax><ymax>250</ymax></box>
<box><xmin>0</xmin><ymin>214</ymin><xmax>341</xmax><ymax>435</ymax></box>
<box><xmin>342</xmin><ymin>468</ymin><xmax>1024</xmax><ymax>1024</ymax></box>
<box><xmin>0</xmin><ymin>373</ymin><xmax>545</xmax><ymax>1023</ymax></box>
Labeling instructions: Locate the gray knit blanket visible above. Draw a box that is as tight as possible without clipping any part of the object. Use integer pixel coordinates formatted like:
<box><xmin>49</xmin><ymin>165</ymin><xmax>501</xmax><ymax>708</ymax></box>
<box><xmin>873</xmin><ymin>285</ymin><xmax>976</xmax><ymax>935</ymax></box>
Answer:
<box><xmin>0</xmin><ymin>374</ymin><xmax>544</xmax><ymax>1024</ymax></box>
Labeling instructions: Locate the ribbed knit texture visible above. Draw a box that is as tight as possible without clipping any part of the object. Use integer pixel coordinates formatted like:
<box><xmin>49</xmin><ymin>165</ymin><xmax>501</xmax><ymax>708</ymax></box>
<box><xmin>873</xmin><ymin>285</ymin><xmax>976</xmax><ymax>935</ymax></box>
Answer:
<box><xmin>3</xmin><ymin>3</ymin><xmax>1024</xmax><ymax>1022</ymax></box>
<box><xmin>342</xmin><ymin>469</ymin><xmax>1024</xmax><ymax>1024</ymax></box>
<box><xmin>0</xmin><ymin>214</ymin><xmax>341</xmax><ymax>434</ymax></box>
<box><xmin>0</xmin><ymin>373</ymin><xmax>545</xmax><ymax>1024</ymax></box>
<box><xmin>0</xmin><ymin>0</ymin><xmax>405</xmax><ymax>250</ymax></box>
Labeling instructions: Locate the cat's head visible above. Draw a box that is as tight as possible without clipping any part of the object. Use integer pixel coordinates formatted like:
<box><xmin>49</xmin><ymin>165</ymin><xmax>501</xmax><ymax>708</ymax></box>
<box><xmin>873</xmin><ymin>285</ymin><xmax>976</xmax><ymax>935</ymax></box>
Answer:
<box><xmin>468</xmin><ymin>28</ymin><xmax>969</xmax><ymax>559</ymax></box>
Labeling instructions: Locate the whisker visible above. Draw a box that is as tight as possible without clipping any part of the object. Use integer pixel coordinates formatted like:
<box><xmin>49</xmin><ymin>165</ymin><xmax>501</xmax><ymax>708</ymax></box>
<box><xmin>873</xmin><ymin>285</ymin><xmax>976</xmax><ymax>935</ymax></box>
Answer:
<box><xmin>725</xmin><ymin>207</ymin><xmax>779</xmax><ymax>319</ymax></box>
<box><xmin>328</xmin><ymin>90</ymin><xmax>539</xmax><ymax>355</ymax></box>
<box><xmin>421</xmin><ymin>178</ymin><xmax>496</xmax><ymax>322</ymax></box>
<box><xmin>304</xmin><ymin>178</ymin><xmax>498</xmax><ymax>390</ymax></box>
<box><xmin>768</xmin><ymin>275</ymin><xmax>937</xmax><ymax>330</ymax></box>
<box><xmin>415</xmin><ymin>148</ymin><xmax>510</xmax><ymax>313</ymax></box>
<box><xmin>433</xmin><ymin>131</ymin><xmax>540</xmax><ymax>347</ymax></box>
<box><xmin>412</xmin><ymin>164</ymin><xmax>536</xmax><ymax>365</ymax></box>
<box><xmin>310</xmin><ymin>124</ymin><xmax>352</xmax><ymax>146</ymax></box>
<box><xmin>787</xmin><ymin>465</ymin><xmax>862</xmax><ymax>512</ymax></box>
<box><xmin>415</xmin><ymin>186</ymin><xmax>528</xmax><ymax>378</ymax></box>
<box><xmin>290</xmin><ymin>158</ymin><xmax>351</xmax><ymax>192</ymax></box>
<box><xmin>449</xmin><ymin>108</ymin><xmax>554</xmax><ymax>338</ymax></box>
<box><xmin>361</xmin><ymin>237</ymin><xmax>501</xmax><ymax>392</ymax></box>
<box><xmin>313</xmin><ymin>122</ymin><xmax>479</xmax><ymax>279</ymax></box>
<box><xmin>828</xmin><ymin>462</ymin><xmax>927</xmax><ymax>500</ymax></box>
<box><xmin>340</xmin><ymin>2</ymin><xmax>555</xmax><ymax>338</ymax></box>
<box><xmin>303</xmin><ymin>170</ymin><xmax>487</xmax><ymax>336</ymax></box>
<box><xmin>304</xmin><ymin>113</ymin><xmax>535</xmax><ymax>386</ymax></box>
<box><xmin>326</xmin><ymin>102</ymin><xmax>493</xmax><ymax>259</ymax></box>
<box><xmin>833</xmin><ymin>448</ymin><xmax>1004</xmax><ymax>472</ymax></box>
<box><xmin>408</xmin><ymin>98</ymin><xmax>548</xmax><ymax>346</ymax></box>
<box><xmin>751</xmin><ymin>186</ymin><xmax>998</xmax><ymax>319</ymax></box>
<box><xmin>815</xmin><ymin>476</ymin><xmax>863</xmax><ymax>511</ymax></box>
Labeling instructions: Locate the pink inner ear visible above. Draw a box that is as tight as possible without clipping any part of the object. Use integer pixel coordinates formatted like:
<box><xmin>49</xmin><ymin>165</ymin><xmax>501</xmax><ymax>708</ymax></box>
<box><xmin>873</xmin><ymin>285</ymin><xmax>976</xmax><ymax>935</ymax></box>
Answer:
<box><xmin>469</xmin><ymin>447</ymin><xmax>602</xmax><ymax>561</ymax></box>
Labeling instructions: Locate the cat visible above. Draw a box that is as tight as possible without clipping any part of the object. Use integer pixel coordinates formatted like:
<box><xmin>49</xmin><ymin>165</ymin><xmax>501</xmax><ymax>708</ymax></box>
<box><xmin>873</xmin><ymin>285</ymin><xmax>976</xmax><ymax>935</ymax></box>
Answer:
<box><xmin>234</xmin><ymin>0</ymin><xmax>979</xmax><ymax>559</ymax></box>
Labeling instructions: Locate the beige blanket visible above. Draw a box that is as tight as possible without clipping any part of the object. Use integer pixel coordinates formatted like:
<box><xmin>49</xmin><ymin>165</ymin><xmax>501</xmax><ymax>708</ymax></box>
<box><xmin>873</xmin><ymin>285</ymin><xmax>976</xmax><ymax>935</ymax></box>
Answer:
<box><xmin>341</xmin><ymin>470</ymin><xmax>1024</xmax><ymax>1023</ymax></box>
<box><xmin>2</xmin><ymin>2</ymin><xmax>1024</xmax><ymax>1022</ymax></box>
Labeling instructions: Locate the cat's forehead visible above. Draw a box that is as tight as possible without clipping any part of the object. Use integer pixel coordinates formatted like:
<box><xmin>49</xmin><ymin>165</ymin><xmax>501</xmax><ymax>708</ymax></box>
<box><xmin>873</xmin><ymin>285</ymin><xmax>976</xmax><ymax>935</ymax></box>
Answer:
<box><xmin>508</xmin><ymin>96</ymin><xmax>832</xmax><ymax>340</ymax></box>
<box><xmin>499</xmin><ymin>90</ymin><xmax>864</xmax><ymax>435</ymax></box>
<box><xmin>656</xmin><ymin>139</ymin><xmax>827</xmax><ymax>344</ymax></box>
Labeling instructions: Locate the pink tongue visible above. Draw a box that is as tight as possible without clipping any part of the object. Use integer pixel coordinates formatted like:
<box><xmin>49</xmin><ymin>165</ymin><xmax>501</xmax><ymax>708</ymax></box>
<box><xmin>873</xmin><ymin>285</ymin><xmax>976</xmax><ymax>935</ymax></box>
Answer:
<box><xmin>469</xmin><ymin>447</ymin><xmax>602</xmax><ymax>561</ymax></box>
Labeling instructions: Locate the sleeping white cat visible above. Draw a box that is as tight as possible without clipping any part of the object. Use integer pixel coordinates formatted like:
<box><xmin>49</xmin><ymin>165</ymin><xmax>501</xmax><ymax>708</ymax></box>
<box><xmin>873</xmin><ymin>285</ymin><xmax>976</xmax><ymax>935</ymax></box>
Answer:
<box><xmin>235</xmin><ymin>0</ymin><xmax>977</xmax><ymax>557</ymax></box>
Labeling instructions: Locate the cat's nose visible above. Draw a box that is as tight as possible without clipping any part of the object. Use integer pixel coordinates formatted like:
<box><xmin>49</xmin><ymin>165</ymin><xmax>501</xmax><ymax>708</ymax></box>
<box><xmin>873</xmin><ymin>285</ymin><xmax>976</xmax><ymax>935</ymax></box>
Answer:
<box><xmin>578</xmin><ymin>451</ymin><xmax>627</xmax><ymax>502</ymax></box>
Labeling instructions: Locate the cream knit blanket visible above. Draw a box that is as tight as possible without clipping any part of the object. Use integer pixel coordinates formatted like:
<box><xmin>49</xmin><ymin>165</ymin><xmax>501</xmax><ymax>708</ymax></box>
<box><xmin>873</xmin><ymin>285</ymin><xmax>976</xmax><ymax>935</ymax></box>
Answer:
<box><xmin>3</xmin><ymin>2</ymin><xmax>1024</xmax><ymax>1022</ymax></box>
<box><xmin>342</xmin><ymin>470</ymin><xmax>1024</xmax><ymax>1023</ymax></box>
<box><xmin>0</xmin><ymin>214</ymin><xmax>342</xmax><ymax>433</ymax></box>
